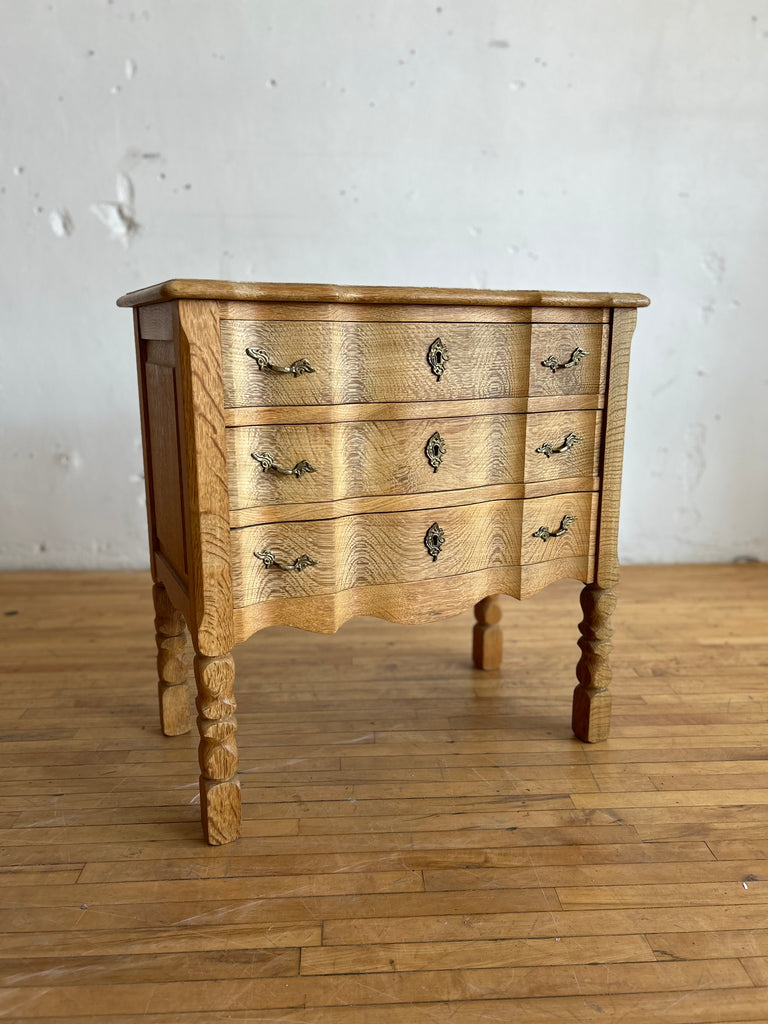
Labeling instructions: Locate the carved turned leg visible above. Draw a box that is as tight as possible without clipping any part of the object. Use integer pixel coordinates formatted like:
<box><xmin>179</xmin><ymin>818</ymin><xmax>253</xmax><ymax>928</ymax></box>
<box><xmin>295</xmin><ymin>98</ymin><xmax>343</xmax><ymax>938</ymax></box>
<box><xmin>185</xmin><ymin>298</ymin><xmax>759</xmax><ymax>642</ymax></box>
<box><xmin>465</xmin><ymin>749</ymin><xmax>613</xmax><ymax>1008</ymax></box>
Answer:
<box><xmin>194</xmin><ymin>651</ymin><xmax>241</xmax><ymax>845</ymax></box>
<box><xmin>473</xmin><ymin>595</ymin><xmax>503</xmax><ymax>670</ymax></box>
<box><xmin>572</xmin><ymin>584</ymin><xmax>616</xmax><ymax>743</ymax></box>
<box><xmin>152</xmin><ymin>583</ymin><xmax>191</xmax><ymax>736</ymax></box>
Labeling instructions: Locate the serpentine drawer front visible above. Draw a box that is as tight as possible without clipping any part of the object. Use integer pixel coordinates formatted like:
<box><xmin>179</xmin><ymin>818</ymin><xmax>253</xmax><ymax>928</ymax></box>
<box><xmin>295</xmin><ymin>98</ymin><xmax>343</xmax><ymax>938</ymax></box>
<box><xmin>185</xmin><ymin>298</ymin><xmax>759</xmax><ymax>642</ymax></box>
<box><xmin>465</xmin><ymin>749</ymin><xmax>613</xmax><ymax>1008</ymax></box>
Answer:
<box><xmin>231</xmin><ymin>492</ymin><xmax>598</xmax><ymax>607</ymax></box>
<box><xmin>220</xmin><ymin>320</ymin><xmax>608</xmax><ymax>406</ymax></box>
<box><xmin>118</xmin><ymin>280</ymin><xmax>649</xmax><ymax>845</ymax></box>
<box><xmin>226</xmin><ymin>410</ymin><xmax>602</xmax><ymax>513</ymax></box>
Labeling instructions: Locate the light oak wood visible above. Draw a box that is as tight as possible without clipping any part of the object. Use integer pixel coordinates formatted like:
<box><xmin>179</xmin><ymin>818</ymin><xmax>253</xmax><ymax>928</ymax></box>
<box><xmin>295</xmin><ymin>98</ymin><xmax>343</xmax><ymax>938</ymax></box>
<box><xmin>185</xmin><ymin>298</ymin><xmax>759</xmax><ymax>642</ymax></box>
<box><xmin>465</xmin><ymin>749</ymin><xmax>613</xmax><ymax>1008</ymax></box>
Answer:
<box><xmin>137</xmin><ymin>301</ymin><xmax>173</xmax><ymax>341</ymax></box>
<box><xmin>220</xmin><ymin>320</ymin><xmax>607</xmax><ymax>407</ymax></box>
<box><xmin>1</xmin><ymin>563</ymin><xmax>767</xmax><ymax>1023</ymax></box>
<box><xmin>224</xmin><ymin>394</ymin><xmax>605</xmax><ymax>427</ymax></box>
<box><xmin>121</xmin><ymin>281</ymin><xmax>646</xmax><ymax>844</ymax></box>
<box><xmin>473</xmin><ymin>595</ymin><xmax>503</xmax><ymax>669</ymax></box>
<box><xmin>219</xmin><ymin>300</ymin><xmax>611</xmax><ymax>324</ymax></box>
<box><xmin>595</xmin><ymin>307</ymin><xmax>636</xmax><ymax>589</ymax></box>
<box><xmin>133</xmin><ymin>317</ymin><xmax>187</xmax><ymax>586</ymax></box>
<box><xmin>572</xmin><ymin>583</ymin><xmax>616</xmax><ymax>742</ymax></box>
<box><xmin>152</xmin><ymin>583</ymin><xmax>191</xmax><ymax>737</ymax></box>
<box><xmin>227</xmin><ymin>478</ymin><xmax>600</xmax><ymax>529</ymax></box>
<box><xmin>176</xmin><ymin>300</ymin><xmax>234</xmax><ymax>657</ymax></box>
<box><xmin>231</xmin><ymin>492</ymin><xmax>598</xmax><ymax>608</ymax></box>
<box><xmin>194</xmin><ymin>652</ymin><xmax>240</xmax><ymax>846</ymax></box>
<box><xmin>227</xmin><ymin>410</ymin><xmax>601</xmax><ymax>511</ymax></box>
<box><xmin>232</xmin><ymin>557</ymin><xmax>594</xmax><ymax>639</ymax></box>
<box><xmin>117</xmin><ymin>279</ymin><xmax>651</xmax><ymax>308</ymax></box>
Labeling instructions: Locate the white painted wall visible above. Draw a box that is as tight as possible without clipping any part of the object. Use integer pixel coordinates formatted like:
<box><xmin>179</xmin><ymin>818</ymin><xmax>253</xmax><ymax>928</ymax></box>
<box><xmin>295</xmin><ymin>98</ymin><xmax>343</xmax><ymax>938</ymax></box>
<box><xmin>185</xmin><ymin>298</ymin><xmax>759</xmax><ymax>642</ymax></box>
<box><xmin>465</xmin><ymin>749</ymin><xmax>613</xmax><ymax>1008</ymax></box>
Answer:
<box><xmin>2</xmin><ymin>0</ymin><xmax>766</xmax><ymax>569</ymax></box>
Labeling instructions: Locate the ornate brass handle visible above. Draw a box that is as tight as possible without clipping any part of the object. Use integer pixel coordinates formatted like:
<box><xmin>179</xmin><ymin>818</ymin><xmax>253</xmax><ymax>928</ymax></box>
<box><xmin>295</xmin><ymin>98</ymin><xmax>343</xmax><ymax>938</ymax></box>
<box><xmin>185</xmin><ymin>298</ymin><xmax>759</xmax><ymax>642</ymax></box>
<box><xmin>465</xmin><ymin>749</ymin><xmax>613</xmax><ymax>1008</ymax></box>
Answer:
<box><xmin>532</xmin><ymin>515</ymin><xmax>577</xmax><ymax>542</ymax></box>
<box><xmin>254</xmin><ymin>550</ymin><xmax>317</xmax><ymax>572</ymax></box>
<box><xmin>251</xmin><ymin>451</ymin><xmax>317</xmax><ymax>478</ymax></box>
<box><xmin>541</xmin><ymin>347</ymin><xmax>589</xmax><ymax>373</ymax></box>
<box><xmin>535</xmin><ymin>432</ymin><xmax>582</xmax><ymax>458</ymax></box>
<box><xmin>245</xmin><ymin>346</ymin><xmax>316</xmax><ymax>377</ymax></box>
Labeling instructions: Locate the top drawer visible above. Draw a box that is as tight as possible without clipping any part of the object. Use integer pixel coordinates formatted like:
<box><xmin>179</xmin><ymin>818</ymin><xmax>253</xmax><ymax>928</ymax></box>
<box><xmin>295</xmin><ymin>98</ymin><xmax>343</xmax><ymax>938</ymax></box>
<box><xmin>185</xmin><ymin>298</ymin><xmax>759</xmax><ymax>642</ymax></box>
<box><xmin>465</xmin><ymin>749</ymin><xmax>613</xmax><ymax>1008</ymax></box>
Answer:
<box><xmin>220</xmin><ymin>320</ymin><xmax>608</xmax><ymax>408</ymax></box>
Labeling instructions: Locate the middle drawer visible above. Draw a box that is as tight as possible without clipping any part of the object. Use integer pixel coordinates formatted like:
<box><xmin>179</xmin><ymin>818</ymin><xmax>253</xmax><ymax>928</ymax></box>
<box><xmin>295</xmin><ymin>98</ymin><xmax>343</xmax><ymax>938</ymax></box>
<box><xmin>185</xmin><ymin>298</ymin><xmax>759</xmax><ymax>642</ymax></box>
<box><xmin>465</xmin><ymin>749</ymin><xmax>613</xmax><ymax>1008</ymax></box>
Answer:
<box><xmin>227</xmin><ymin>410</ymin><xmax>601</xmax><ymax>511</ymax></box>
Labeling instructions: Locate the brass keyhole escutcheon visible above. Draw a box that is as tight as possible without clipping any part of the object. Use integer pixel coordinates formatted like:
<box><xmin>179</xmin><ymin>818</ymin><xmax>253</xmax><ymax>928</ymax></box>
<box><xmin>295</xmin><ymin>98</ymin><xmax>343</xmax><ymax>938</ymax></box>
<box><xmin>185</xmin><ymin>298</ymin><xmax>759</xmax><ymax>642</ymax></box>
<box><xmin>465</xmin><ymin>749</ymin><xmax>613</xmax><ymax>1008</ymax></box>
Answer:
<box><xmin>425</xmin><ymin>431</ymin><xmax>446</xmax><ymax>472</ymax></box>
<box><xmin>427</xmin><ymin>338</ymin><xmax>449</xmax><ymax>381</ymax></box>
<box><xmin>424</xmin><ymin>522</ymin><xmax>445</xmax><ymax>561</ymax></box>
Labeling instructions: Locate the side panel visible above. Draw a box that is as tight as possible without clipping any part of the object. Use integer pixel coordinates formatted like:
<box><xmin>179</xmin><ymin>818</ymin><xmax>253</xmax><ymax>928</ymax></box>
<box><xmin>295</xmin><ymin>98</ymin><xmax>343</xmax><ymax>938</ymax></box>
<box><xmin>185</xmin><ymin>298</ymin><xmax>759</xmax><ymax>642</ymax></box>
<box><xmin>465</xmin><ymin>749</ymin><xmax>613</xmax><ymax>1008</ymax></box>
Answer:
<box><xmin>134</xmin><ymin>304</ymin><xmax>190</xmax><ymax>595</ymax></box>
<box><xmin>176</xmin><ymin>300</ymin><xmax>234</xmax><ymax>656</ymax></box>
<box><xmin>595</xmin><ymin>307</ymin><xmax>638</xmax><ymax>588</ymax></box>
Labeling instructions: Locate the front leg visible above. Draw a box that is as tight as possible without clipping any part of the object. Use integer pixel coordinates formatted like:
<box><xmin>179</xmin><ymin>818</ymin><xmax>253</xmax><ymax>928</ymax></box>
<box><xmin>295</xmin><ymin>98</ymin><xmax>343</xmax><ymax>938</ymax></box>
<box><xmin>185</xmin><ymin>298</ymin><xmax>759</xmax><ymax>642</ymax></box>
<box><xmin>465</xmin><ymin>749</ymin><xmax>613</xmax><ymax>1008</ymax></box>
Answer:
<box><xmin>194</xmin><ymin>651</ymin><xmax>241</xmax><ymax>844</ymax></box>
<box><xmin>153</xmin><ymin>583</ymin><xmax>191</xmax><ymax>736</ymax></box>
<box><xmin>472</xmin><ymin>595</ymin><xmax>503</xmax><ymax>670</ymax></box>
<box><xmin>572</xmin><ymin>584</ymin><xmax>616</xmax><ymax>742</ymax></box>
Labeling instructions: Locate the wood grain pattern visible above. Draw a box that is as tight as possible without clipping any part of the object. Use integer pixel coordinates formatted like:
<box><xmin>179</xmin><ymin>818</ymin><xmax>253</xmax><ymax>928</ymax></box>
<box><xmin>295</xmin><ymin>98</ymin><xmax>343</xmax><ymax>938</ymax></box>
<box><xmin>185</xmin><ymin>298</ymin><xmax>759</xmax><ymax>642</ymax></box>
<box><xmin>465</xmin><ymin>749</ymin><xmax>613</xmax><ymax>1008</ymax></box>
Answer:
<box><xmin>224</xmin><ymin>393</ymin><xmax>605</xmax><ymax>427</ymax></box>
<box><xmin>218</xmin><ymin>301</ymin><xmax>611</xmax><ymax>324</ymax></box>
<box><xmin>231</xmin><ymin>492</ymin><xmax>598</xmax><ymax>608</ymax></box>
<box><xmin>194</xmin><ymin>652</ymin><xmax>240</xmax><ymax>845</ymax></box>
<box><xmin>220</xmin><ymin>321</ymin><xmax>607</xmax><ymax>408</ymax></box>
<box><xmin>133</xmin><ymin>319</ymin><xmax>188</xmax><ymax>585</ymax></box>
<box><xmin>176</xmin><ymin>300</ymin><xmax>234</xmax><ymax>657</ymax></box>
<box><xmin>137</xmin><ymin>301</ymin><xmax>173</xmax><ymax>341</ymax></box>
<box><xmin>143</xmin><ymin>359</ymin><xmax>187</xmax><ymax>576</ymax></box>
<box><xmin>227</xmin><ymin>410</ymin><xmax>602</xmax><ymax>511</ymax></box>
<box><xmin>227</xmin><ymin>478</ymin><xmax>601</xmax><ymax>529</ymax></box>
<box><xmin>595</xmin><ymin>307</ymin><xmax>637</xmax><ymax>588</ymax></box>
<box><xmin>232</xmin><ymin>557</ymin><xmax>593</xmax><ymax>639</ymax></box>
<box><xmin>572</xmin><ymin>583</ymin><xmax>616</xmax><ymax>742</ymax></box>
<box><xmin>116</xmin><ymin>278</ymin><xmax>650</xmax><ymax>308</ymax></box>
<box><xmin>152</xmin><ymin>583</ymin><xmax>191</xmax><ymax>737</ymax></box>
<box><xmin>1</xmin><ymin>564</ymin><xmax>766</xmax><ymax>1022</ymax></box>
<box><xmin>473</xmin><ymin>595</ymin><xmax>503</xmax><ymax>670</ymax></box>
<box><xmin>122</xmin><ymin>284</ymin><xmax>645</xmax><ymax>849</ymax></box>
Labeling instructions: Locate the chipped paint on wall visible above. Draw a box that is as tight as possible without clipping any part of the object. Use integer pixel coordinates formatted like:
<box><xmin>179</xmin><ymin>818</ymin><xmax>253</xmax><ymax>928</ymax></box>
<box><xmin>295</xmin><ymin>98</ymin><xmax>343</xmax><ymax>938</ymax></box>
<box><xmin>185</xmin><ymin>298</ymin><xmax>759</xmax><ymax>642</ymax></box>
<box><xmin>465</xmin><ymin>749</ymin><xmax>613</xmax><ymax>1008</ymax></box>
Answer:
<box><xmin>49</xmin><ymin>209</ymin><xmax>74</xmax><ymax>237</ymax></box>
<box><xmin>0</xmin><ymin>0</ymin><xmax>766</xmax><ymax>568</ymax></box>
<box><xmin>91</xmin><ymin>173</ymin><xmax>139</xmax><ymax>245</ymax></box>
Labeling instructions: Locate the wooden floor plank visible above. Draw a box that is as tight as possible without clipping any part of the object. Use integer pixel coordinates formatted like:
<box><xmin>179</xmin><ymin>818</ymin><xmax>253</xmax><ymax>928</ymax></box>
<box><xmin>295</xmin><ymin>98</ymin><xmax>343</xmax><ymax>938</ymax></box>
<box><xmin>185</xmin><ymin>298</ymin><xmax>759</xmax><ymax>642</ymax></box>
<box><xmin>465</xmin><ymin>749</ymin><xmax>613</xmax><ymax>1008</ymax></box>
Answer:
<box><xmin>0</xmin><ymin>564</ymin><xmax>766</xmax><ymax>1021</ymax></box>
<box><xmin>0</xmin><ymin>959</ymin><xmax>754</xmax><ymax>1016</ymax></box>
<box><xmin>648</xmin><ymin>929</ymin><xmax>768</xmax><ymax>961</ymax></box>
<box><xmin>299</xmin><ymin>933</ymin><xmax>657</xmax><ymax>974</ymax></box>
<box><xmin>323</xmin><ymin>903</ymin><xmax>768</xmax><ymax>945</ymax></box>
<box><xmin>7</xmin><ymin>991</ymin><xmax>768</xmax><ymax>1024</ymax></box>
<box><xmin>74</xmin><ymin>839</ymin><xmax>714</xmax><ymax>885</ymax></box>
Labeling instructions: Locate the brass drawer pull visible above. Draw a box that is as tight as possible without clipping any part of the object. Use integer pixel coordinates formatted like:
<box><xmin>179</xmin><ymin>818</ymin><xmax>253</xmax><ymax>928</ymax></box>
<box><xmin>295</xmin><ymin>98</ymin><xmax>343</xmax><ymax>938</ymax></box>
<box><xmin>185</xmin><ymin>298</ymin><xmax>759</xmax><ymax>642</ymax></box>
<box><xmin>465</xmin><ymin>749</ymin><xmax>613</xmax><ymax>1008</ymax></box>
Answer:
<box><xmin>254</xmin><ymin>550</ymin><xmax>317</xmax><ymax>572</ymax></box>
<box><xmin>532</xmin><ymin>515</ymin><xmax>577</xmax><ymax>542</ymax></box>
<box><xmin>535</xmin><ymin>432</ymin><xmax>582</xmax><ymax>458</ymax></box>
<box><xmin>251</xmin><ymin>450</ymin><xmax>317</xmax><ymax>478</ymax></box>
<box><xmin>245</xmin><ymin>346</ymin><xmax>316</xmax><ymax>377</ymax></box>
<box><xmin>427</xmin><ymin>337</ymin><xmax>449</xmax><ymax>381</ymax></box>
<box><xmin>541</xmin><ymin>347</ymin><xmax>589</xmax><ymax>373</ymax></box>
<box><xmin>424</xmin><ymin>522</ymin><xmax>445</xmax><ymax>561</ymax></box>
<box><xmin>425</xmin><ymin>431</ymin><xmax>446</xmax><ymax>472</ymax></box>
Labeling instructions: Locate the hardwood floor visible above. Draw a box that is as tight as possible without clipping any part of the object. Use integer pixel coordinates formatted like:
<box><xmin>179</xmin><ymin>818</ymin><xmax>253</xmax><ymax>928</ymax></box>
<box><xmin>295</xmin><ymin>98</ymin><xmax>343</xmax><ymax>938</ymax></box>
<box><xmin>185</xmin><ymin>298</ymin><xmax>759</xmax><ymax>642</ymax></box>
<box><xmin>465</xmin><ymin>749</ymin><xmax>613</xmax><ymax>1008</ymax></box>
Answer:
<box><xmin>0</xmin><ymin>564</ymin><xmax>766</xmax><ymax>1022</ymax></box>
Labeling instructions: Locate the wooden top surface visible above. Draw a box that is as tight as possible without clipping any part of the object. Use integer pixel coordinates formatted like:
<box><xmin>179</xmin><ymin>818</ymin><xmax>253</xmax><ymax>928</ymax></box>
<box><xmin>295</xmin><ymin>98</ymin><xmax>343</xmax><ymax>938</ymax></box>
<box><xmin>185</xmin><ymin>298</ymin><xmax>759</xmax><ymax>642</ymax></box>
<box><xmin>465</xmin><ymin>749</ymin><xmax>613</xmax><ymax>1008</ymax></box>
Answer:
<box><xmin>117</xmin><ymin>279</ymin><xmax>650</xmax><ymax>309</ymax></box>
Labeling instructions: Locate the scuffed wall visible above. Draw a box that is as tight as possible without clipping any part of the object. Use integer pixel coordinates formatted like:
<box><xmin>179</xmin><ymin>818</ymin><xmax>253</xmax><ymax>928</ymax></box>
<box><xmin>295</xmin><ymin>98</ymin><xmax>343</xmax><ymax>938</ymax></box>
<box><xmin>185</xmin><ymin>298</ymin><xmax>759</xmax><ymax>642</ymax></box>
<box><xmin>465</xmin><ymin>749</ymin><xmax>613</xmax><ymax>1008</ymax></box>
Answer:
<box><xmin>1</xmin><ymin>0</ymin><xmax>766</xmax><ymax>568</ymax></box>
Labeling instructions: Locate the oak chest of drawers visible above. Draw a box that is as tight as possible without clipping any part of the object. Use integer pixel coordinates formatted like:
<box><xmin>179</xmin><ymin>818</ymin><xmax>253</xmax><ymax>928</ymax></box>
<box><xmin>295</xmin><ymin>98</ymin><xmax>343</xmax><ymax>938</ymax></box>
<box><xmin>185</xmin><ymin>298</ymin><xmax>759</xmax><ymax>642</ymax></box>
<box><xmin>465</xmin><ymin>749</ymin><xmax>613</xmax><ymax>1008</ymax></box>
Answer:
<box><xmin>118</xmin><ymin>280</ymin><xmax>649</xmax><ymax>844</ymax></box>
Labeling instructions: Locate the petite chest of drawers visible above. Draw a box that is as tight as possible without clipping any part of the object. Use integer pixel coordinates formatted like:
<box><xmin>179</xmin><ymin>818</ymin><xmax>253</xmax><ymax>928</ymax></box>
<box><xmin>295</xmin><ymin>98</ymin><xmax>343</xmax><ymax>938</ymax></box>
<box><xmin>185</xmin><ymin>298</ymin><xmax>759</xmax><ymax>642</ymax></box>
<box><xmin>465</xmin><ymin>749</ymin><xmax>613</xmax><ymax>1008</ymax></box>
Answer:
<box><xmin>118</xmin><ymin>280</ymin><xmax>649</xmax><ymax>844</ymax></box>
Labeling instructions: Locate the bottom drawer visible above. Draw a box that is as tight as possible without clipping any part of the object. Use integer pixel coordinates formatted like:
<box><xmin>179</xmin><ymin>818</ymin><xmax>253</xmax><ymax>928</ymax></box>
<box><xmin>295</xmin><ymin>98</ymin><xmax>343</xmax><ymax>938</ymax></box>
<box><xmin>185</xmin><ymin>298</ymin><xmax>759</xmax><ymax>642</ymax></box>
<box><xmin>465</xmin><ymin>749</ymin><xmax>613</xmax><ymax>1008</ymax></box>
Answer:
<box><xmin>231</xmin><ymin>491</ymin><xmax>598</xmax><ymax>607</ymax></box>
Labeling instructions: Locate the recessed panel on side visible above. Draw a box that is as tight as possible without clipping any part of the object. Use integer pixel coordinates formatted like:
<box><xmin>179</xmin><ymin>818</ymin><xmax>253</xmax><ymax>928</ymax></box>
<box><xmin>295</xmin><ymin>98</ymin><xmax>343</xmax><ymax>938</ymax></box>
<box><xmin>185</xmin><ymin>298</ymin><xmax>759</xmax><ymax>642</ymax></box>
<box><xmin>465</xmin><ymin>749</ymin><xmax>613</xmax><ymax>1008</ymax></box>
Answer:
<box><xmin>144</xmin><ymin>357</ymin><xmax>187</xmax><ymax>578</ymax></box>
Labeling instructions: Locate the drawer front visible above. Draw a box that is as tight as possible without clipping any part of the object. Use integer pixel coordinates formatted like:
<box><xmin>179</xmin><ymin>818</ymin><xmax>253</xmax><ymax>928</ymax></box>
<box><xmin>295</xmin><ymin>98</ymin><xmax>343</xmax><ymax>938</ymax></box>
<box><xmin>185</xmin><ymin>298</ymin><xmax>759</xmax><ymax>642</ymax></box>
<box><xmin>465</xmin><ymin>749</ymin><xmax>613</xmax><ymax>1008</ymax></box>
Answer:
<box><xmin>227</xmin><ymin>410</ymin><xmax>601</xmax><ymax>511</ymax></box>
<box><xmin>529</xmin><ymin>324</ymin><xmax>609</xmax><ymax>397</ymax></box>
<box><xmin>231</xmin><ymin>492</ymin><xmax>597</xmax><ymax>606</ymax></box>
<box><xmin>220</xmin><ymin>321</ymin><xmax>606</xmax><ymax>408</ymax></box>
